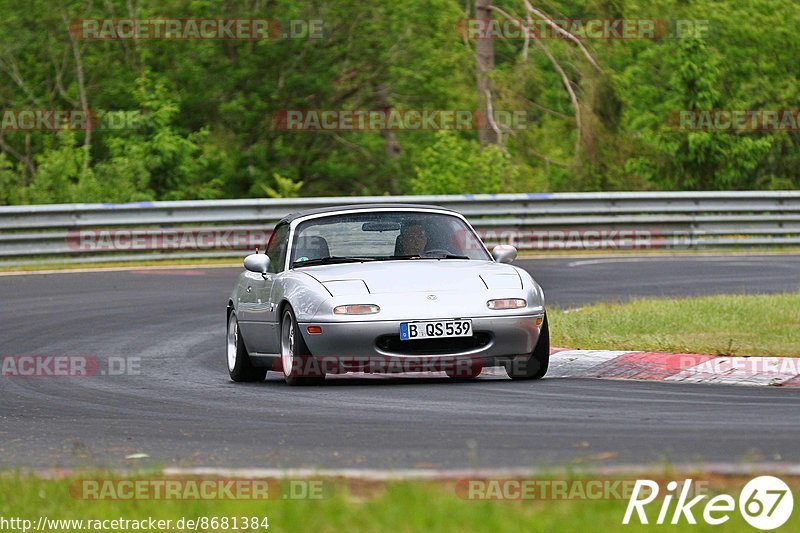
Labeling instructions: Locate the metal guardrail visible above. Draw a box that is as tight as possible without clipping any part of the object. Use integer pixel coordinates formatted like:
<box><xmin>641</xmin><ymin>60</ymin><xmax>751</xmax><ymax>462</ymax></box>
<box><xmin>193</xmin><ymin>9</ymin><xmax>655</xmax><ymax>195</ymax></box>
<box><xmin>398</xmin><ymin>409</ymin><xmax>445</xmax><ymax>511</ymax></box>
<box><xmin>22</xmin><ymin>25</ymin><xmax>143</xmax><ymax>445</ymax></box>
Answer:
<box><xmin>1</xmin><ymin>191</ymin><xmax>799</xmax><ymax>265</ymax></box>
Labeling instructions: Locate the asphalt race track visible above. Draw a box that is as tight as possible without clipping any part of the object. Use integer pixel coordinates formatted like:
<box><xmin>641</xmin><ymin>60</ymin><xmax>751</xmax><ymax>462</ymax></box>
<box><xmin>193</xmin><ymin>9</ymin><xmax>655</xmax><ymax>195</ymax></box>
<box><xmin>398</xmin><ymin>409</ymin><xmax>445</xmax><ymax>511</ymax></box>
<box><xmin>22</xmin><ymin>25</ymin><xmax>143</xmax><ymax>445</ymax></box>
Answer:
<box><xmin>1</xmin><ymin>254</ymin><xmax>799</xmax><ymax>469</ymax></box>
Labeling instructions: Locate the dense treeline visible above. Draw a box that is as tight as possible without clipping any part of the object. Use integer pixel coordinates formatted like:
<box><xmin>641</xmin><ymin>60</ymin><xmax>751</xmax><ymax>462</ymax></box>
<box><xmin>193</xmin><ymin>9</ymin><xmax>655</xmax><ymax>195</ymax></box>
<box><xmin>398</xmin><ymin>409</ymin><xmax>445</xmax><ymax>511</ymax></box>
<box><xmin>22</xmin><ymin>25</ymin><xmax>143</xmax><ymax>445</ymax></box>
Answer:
<box><xmin>0</xmin><ymin>0</ymin><xmax>798</xmax><ymax>204</ymax></box>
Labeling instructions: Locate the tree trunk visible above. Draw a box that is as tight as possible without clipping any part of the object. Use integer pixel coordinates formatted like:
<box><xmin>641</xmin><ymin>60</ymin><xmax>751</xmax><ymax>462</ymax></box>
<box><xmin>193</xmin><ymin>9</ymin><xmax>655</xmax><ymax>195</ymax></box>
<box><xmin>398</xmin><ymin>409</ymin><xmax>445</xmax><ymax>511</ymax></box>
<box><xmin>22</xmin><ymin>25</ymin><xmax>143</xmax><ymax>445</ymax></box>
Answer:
<box><xmin>476</xmin><ymin>0</ymin><xmax>498</xmax><ymax>146</ymax></box>
<box><xmin>376</xmin><ymin>83</ymin><xmax>402</xmax><ymax>194</ymax></box>
<box><xmin>63</xmin><ymin>9</ymin><xmax>91</xmax><ymax>170</ymax></box>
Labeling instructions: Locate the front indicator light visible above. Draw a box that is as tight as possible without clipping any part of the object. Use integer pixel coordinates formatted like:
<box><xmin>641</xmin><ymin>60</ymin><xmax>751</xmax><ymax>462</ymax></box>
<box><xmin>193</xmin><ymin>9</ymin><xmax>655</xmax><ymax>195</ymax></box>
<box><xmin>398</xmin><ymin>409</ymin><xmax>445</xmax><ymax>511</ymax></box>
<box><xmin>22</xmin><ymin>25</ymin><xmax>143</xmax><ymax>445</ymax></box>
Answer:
<box><xmin>487</xmin><ymin>298</ymin><xmax>526</xmax><ymax>310</ymax></box>
<box><xmin>333</xmin><ymin>304</ymin><xmax>380</xmax><ymax>315</ymax></box>
<box><xmin>307</xmin><ymin>326</ymin><xmax>323</xmax><ymax>334</ymax></box>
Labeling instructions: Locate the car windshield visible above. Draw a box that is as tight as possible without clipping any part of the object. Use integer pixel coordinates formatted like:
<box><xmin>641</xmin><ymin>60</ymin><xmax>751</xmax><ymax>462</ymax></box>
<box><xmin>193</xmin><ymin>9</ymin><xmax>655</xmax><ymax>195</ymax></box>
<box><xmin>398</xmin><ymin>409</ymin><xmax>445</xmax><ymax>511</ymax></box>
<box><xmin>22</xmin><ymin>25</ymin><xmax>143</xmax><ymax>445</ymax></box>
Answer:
<box><xmin>290</xmin><ymin>211</ymin><xmax>490</xmax><ymax>267</ymax></box>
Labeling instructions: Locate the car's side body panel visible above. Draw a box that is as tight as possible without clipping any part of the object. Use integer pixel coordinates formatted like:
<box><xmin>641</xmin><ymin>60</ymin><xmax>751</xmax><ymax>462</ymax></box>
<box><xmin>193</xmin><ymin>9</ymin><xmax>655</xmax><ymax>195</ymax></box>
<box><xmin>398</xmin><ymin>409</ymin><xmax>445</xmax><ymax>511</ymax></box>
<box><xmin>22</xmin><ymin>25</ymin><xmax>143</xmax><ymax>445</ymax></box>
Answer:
<box><xmin>232</xmin><ymin>270</ymin><xmax>330</xmax><ymax>356</ymax></box>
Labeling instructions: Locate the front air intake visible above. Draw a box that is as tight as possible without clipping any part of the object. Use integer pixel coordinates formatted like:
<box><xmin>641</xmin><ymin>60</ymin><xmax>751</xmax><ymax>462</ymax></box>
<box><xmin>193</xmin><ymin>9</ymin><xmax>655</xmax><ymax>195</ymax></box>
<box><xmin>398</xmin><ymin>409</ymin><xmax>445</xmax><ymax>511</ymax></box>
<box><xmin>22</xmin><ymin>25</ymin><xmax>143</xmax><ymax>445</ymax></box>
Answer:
<box><xmin>375</xmin><ymin>332</ymin><xmax>492</xmax><ymax>355</ymax></box>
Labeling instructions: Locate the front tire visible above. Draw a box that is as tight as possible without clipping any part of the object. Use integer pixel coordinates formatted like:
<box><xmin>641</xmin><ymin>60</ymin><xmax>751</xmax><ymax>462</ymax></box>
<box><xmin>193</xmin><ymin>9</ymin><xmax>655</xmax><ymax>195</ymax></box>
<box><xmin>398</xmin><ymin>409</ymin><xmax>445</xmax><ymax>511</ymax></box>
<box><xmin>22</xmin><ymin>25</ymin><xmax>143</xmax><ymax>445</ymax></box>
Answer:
<box><xmin>504</xmin><ymin>314</ymin><xmax>550</xmax><ymax>380</ymax></box>
<box><xmin>280</xmin><ymin>307</ymin><xmax>325</xmax><ymax>386</ymax></box>
<box><xmin>227</xmin><ymin>311</ymin><xmax>267</xmax><ymax>382</ymax></box>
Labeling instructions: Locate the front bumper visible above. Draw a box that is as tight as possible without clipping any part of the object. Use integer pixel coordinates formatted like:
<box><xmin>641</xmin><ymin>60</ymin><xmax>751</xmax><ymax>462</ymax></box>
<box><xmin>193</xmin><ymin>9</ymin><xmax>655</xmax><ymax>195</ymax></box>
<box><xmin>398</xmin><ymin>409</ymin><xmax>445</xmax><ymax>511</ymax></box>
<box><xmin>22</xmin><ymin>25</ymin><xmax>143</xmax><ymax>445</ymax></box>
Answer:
<box><xmin>299</xmin><ymin>313</ymin><xmax>544</xmax><ymax>363</ymax></box>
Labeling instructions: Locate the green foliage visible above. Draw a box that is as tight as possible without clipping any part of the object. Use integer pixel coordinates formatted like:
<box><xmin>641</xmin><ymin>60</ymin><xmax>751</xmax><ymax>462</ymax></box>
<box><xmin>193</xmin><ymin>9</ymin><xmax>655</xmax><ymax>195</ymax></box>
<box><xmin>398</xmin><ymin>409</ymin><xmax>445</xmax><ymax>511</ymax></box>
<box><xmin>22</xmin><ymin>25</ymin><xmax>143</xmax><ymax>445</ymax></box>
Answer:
<box><xmin>24</xmin><ymin>131</ymin><xmax>93</xmax><ymax>204</ymax></box>
<box><xmin>618</xmin><ymin>0</ymin><xmax>800</xmax><ymax>190</ymax></box>
<box><xmin>0</xmin><ymin>0</ymin><xmax>798</xmax><ymax>204</ymax></box>
<box><xmin>410</xmin><ymin>131</ymin><xmax>516</xmax><ymax>194</ymax></box>
<box><xmin>94</xmin><ymin>72</ymin><xmax>216</xmax><ymax>201</ymax></box>
<box><xmin>262</xmin><ymin>173</ymin><xmax>304</xmax><ymax>198</ymax></box>
<box><xmin>622</xmin><ymin>34</ymin><xmax>774</xmax><ymax>190</ymax></box>
<box><xmin>0</xmin><ymin>155</ymin><xmax>23</xmax><ymax>205</ymax></box>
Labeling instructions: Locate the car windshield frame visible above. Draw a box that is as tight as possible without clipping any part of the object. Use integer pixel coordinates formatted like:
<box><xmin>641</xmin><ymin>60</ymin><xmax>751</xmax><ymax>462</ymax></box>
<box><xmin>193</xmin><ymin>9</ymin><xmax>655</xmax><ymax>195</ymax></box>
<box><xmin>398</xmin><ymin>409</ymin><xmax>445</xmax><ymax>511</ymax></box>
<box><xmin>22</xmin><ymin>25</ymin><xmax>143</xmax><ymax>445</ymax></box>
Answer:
<box><xmin>286</xmin><ymin>209</ymin><xmax>491</xmax><ymax>269</ymax></box>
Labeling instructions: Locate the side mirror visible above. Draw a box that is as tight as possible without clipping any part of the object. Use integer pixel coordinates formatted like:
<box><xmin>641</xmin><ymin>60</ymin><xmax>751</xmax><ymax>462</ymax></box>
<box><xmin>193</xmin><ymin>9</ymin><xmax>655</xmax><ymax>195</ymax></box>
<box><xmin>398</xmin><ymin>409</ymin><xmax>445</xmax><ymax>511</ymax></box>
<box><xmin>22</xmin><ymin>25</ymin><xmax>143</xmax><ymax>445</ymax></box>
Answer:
<box><xmin>491</xmin><ymin>244</ymin><xmax>518</xmax><ymax>264</ymax></box>
<box><xmin>244</xmin><ymin>253</ymin><xmax>271</xmax><ymax>274</ymax></box>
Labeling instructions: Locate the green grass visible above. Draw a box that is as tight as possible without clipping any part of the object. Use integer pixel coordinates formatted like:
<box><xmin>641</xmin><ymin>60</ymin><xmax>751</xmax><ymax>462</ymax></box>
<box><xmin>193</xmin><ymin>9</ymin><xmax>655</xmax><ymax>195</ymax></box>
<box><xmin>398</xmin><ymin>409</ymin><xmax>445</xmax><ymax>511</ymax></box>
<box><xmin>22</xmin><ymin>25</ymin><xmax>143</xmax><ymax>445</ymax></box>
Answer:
<box><xmin>2</xmin><ymin>473</ymin><xmax>798</xmax><ymax>532</ymax></box>
<box><xmin>550</xmin><ymin>292</ymin><xmax>800</xmax><ymax>357</ymax></box>
<box><xmin>0</xmin><ymin>258</ymin><xmax>238</xmax><ymax>273</ymax></box>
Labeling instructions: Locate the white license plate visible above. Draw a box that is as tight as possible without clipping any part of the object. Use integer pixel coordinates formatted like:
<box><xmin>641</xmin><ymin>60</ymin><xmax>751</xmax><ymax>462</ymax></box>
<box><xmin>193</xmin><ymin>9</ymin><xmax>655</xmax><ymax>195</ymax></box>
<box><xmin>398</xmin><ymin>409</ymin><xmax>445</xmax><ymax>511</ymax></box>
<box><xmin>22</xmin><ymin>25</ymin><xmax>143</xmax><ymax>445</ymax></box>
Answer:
<box><xmin>399</xmin><ymin>320</ymin><xmax>472</xmax><ymax>340</ymax></box>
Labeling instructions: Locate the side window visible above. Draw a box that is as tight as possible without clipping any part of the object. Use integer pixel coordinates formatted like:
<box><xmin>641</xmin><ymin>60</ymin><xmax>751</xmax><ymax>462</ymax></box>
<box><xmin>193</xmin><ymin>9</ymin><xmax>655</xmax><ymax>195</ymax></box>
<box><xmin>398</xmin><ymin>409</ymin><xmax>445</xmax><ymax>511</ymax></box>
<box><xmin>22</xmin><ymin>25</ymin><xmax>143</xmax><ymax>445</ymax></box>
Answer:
<box><xmin>265</xmin><ymin>224</ymin><xmax>289</xmax><ymax>273</ymax></box>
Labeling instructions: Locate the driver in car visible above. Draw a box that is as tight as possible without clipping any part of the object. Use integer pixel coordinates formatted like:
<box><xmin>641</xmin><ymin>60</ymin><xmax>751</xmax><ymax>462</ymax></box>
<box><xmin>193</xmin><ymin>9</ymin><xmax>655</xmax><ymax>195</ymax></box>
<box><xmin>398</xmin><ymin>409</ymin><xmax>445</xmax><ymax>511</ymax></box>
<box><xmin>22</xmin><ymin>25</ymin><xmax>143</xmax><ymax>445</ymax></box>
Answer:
<box><xmin>396</xmin><ymin>222</ymin><xmax>428</xmax><ymax>256</ymax></box>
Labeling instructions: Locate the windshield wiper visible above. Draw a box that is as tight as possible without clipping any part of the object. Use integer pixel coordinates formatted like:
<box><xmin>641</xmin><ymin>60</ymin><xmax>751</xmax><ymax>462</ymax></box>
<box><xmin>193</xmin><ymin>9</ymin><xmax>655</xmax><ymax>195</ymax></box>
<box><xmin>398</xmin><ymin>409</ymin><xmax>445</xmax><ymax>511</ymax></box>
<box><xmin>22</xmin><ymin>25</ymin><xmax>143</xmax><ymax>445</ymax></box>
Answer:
<box><xmin>292</xmin><ymin>256</ymin><xmax>376</xmax><ymax>267</ymax></box>
<box><xmin>376</xmin><ymin>253</ymin><xmax>470</xmax><ymax>261</ymax></box>
<box><xmin>375</xmin><ymin>254</ymin><xmax>420</xmax><ymax>261</ymax></box>
<box><xmin>419</xmin><ymin>253</ymin><xmax>470</xmax><ymax>260</ymax></box>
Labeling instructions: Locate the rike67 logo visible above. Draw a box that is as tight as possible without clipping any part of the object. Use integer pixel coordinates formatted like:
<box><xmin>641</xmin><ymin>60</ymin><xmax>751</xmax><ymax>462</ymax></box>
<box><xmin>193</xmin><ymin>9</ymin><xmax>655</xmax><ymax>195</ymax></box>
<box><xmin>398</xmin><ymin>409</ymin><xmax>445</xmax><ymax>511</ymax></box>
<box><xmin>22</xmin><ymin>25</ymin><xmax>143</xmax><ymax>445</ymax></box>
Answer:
<box><xmin>623</xmin><ymin>476</ymin><xmax>794</xmax><ymax>530</ymax></box>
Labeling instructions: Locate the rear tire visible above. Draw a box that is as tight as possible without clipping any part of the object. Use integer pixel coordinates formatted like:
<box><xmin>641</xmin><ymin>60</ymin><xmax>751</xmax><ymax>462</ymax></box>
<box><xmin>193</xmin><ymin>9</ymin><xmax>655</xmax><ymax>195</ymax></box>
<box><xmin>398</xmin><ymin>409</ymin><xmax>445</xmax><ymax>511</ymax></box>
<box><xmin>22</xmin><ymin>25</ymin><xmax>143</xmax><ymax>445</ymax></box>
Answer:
<box><xmin>227</xmin><ymin>312</ymin><xmax>267</xmax><ymax>382</ymax></box>
<box><xmin>280</xmin><ymin>307</ymin><xmax>325</xmax><ymax>386</ymax></box>
<box><xmin>504</xmin><ymin>314</ymin><xmax>550</xmax><ymax>380</ymax></box>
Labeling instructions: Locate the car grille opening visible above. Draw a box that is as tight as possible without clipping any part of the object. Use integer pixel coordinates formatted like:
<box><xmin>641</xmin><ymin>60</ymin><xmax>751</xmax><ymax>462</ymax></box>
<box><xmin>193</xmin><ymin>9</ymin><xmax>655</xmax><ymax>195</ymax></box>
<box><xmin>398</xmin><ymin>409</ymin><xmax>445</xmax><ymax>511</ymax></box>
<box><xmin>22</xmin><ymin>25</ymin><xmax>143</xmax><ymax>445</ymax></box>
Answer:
<box><xmin>375</xmin><ymin>332</ymin><xmax>492</xmax><ymax>355</ymax></box>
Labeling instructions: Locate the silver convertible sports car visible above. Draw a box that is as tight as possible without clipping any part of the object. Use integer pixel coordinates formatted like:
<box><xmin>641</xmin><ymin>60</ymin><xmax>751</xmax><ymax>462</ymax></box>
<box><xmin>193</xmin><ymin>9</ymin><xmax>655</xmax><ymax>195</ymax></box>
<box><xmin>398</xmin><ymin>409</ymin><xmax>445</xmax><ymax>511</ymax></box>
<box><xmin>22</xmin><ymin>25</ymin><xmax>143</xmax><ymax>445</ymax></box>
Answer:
<box><xmin>226</xmin><ymin>204</ymin><xmax>548</xmax><ymax>385</ymax></box>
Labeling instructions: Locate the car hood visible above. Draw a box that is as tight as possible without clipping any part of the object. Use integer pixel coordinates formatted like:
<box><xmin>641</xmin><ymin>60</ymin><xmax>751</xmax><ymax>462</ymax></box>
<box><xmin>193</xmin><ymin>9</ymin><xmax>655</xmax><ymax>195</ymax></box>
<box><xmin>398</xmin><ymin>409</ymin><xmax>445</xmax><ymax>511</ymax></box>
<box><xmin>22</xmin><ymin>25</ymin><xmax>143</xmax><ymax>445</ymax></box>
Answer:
<box><xmin>299</xmin><ymin>260</ymin><xmax>522</xmax><ymax>295</ymax></box>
